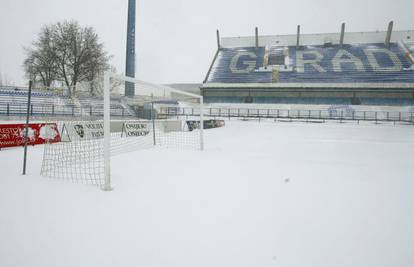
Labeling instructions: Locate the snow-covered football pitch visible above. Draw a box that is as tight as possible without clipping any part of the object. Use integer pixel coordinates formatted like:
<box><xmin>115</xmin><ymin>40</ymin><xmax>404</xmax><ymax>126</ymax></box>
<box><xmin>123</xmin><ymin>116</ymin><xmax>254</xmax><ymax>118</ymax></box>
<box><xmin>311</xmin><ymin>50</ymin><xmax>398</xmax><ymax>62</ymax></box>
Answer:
<box><xmin>1</xmin><ymin>120</ymin><xmax>414</xmax><ymax>267</ymax></box>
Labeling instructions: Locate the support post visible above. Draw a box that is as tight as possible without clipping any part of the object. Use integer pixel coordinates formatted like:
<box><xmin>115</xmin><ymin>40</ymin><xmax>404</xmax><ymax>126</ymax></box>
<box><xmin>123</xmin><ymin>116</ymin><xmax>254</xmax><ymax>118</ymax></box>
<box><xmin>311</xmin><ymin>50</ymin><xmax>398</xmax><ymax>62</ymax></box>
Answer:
<box><xmin>385</xmin><ymin>21</ymin><xmax>393</xmax><ymax>47</ymax></box>
<box><xmin>151</xmin><ymin>101</ymin><xmax>156</xmax><ymax>146</ymax></box>
<box><xmin>22</xmin><ymin>81</ymin><xmax>33</xmax><ymax>175</ymax></box>
<box><xmin>296</xmin><ymin>25</ymin><xmax>301</xmax><ymax>48</ymax></box>
<box><xmin>216</xmin><ymin>29</ymin><xmax>221</xmax><ymax>49</ymax></box>
<box><xmin>103</xmin><ymin>72</ymin><xmax>112</xmax><ymax>191</ymax></box>
<box><xmin>340</xmin><ymin>23</ymin><xmax>345</xmax><ymax>47</ymax></box>
<box><xmin>255</xmin><ymin>27</ymin><xmax>259</xmax><ymax>47</ymax></box>
<box><xmin>199</xmin><ymin>97</ymin><xmax>204</xmax><ymax>151</ymax></box>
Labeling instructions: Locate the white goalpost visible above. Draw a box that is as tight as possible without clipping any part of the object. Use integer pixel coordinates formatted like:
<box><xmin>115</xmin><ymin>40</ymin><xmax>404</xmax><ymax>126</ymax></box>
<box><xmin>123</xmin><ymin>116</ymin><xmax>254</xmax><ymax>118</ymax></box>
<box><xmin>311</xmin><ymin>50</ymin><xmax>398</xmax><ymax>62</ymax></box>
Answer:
<box><xmin>41</xmin><ymin>72</ymin><xmax>204</xmax><ymax>190</ymax></box>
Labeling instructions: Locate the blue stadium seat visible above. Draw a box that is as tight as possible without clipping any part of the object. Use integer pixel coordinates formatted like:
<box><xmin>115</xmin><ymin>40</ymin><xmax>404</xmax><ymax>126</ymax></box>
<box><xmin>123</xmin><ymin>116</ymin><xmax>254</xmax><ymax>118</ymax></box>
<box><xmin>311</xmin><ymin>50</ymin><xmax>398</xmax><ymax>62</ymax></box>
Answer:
<box><xmin>0</xmin><ymin>86</ymin><xmax>132</xmax><ymax>117</ymax></box>
<box><xmin>207</xmin><ymin>43</ymin><xmax>414</xmax><ymax>84</ymax></box>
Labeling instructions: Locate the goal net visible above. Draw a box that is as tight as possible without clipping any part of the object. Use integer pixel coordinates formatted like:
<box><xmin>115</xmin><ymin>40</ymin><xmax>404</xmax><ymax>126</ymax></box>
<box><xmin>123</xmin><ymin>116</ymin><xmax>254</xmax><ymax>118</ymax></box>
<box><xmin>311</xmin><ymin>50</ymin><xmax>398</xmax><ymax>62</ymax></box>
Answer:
<box><xmin>40</xmin><ymin>73</ymin><xmax>204</xmax><ymax>190</ymax></box>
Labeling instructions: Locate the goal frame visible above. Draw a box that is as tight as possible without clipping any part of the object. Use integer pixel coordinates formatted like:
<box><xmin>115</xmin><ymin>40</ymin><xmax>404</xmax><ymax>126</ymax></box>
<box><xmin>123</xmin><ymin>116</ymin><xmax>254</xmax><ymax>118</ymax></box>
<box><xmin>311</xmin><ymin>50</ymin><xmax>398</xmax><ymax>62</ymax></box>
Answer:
<box><xmin>102</xmin><ymin>72</ymin><xmax>204</xmax><ymax>191</ymax></box>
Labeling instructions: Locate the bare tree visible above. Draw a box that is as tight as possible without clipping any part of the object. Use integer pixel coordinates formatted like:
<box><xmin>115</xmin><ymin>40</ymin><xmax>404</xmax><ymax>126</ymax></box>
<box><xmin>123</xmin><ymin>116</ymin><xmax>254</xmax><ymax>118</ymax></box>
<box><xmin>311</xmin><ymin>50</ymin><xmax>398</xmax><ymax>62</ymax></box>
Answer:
<box><xmin>23</xmin><ymin>25</ymin><xmax>57</xmax><ymax>88</ymax></box>
<box><xmin>24</xmin><ymin>20</ymin><xmax>110</xmax><ymax>95</ymax></box>
<box><xmin>87</xmin><ymin>65</ymin><xmax>123</xmax><ymax>96</ymax></box>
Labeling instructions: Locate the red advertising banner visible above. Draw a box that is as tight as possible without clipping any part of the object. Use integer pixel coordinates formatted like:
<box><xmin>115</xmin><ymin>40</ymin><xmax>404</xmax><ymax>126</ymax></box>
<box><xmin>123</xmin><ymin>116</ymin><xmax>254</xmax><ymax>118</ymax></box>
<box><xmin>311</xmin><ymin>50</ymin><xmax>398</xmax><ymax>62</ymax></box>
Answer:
<box><xmin>0</xmin><ymin>123</ymin><xmax>61</xmax><ymax>149</ymax></box>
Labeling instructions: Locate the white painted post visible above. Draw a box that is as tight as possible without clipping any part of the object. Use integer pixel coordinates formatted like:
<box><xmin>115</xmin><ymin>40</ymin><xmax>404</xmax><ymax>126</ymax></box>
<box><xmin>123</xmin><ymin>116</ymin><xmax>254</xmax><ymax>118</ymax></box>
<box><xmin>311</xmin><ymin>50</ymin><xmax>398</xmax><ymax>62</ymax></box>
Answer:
<box><xmin>103</xmin><ymin>72</ymin><xmax>112</xmax><ymax>191</ymax></box>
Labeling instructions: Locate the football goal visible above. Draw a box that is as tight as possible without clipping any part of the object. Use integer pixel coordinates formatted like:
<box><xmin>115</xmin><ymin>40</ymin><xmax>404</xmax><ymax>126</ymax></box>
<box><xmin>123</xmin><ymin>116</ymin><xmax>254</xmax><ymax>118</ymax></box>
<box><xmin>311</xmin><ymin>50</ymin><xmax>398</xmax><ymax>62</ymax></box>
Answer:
<box><xmin>41</xmin><ymin>72</ymin><xmax>204</xmax><ymax>190</ymax></box>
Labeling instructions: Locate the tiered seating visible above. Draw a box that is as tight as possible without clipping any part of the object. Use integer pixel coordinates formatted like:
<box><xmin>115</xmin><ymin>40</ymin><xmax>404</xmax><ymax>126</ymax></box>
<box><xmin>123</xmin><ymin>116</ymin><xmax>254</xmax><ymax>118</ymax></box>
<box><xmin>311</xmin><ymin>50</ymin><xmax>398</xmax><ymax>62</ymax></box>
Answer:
<box><xmin>0</xmin><ymin>87</ymin><xmax>62</xmax><ymax>115</ymax></box>
<box><xmin>207</xmin><ymin>43</ymin><xmax>414</xmax><ymax>83</ymax></box>
<box><xmin>0</xmin><ymin>87</ymin><xmax>133</xmax><ymax>117</ymax></box>
<box><xmin>0</xmin><ymin>88</ymin><xmax>55</xmax><ymax>104</ymax></box>
<box><xmin>77</xmin><ymin>96</ymin><xmax>131</xmax><ymax>117</ymax></box>
<box><xmin>208</xmin><ymin>47</ymin><xmax>269</xmax><ymax>83</ymax></box>
<box><xmin>280</xmin><ymin>44</ymin><xmax>414</xmax><ymax>83</ymax></box>
<box><xmin>204</xmin><ymin>43</ymin><xmax>414</xmax><ymax>105</ymax></box>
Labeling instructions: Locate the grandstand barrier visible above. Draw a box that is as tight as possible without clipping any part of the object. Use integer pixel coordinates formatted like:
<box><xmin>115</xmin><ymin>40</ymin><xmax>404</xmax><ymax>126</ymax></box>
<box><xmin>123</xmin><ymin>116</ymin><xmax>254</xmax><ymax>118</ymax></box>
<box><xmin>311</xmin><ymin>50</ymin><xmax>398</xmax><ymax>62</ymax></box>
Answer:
<box><xmin>0</xmin><ymin>103</ymin><xmax>130</xmax><ymax>118</ymax></box>
<box><xmin>158</xmin><ymin>107</ymin><xmax>414</xmax><ymax>124</ymax></box>
<box><xmin>1</xmin><ymin>101</ymin><xmax>413</xmax><ymax>124</ymax></box>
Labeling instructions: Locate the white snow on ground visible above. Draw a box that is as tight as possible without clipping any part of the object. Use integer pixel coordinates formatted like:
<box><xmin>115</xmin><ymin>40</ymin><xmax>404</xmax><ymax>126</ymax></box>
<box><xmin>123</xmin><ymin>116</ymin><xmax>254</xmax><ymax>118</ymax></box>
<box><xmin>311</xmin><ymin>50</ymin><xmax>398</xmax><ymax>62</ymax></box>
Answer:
<box><xmin>1</xmin><ymin>120</ymin><xmax>414</xmax><ymax>267</ymax></box>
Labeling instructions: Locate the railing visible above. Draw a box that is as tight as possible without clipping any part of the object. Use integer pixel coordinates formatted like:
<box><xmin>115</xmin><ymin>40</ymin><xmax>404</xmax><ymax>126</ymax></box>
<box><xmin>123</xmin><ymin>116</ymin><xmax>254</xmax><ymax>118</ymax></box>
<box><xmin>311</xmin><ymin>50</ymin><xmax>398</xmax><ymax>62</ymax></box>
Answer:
<box><xmin>1</xmin><ymin>102</ymin><xmax>413</xmax><ymax>124</ymax></box>
<box><xmin>158</xmin><ymin>107</ymin><xmax>414</xmax><ymax>124</ymax></box>
<box><xmin>0</xmin><ymin>103</ymin><xmax>130</xmax><ymax>117</ymax></box>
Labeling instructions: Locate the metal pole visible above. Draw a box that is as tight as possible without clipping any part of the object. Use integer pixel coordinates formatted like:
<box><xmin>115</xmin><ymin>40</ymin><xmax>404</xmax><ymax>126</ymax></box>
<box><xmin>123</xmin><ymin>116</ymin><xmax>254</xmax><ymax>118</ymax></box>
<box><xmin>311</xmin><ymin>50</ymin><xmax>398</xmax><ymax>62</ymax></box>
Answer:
<box><xmin>385</xmin><ymin>21</ymin><xmax>393</xmax><ymax>48</ymax></box>
<box><xmin>339</xmin><ymin>23</ymin><xmax>345</xmax><ymax>47</ymax></box>
<box><xmin>296</xmin><ymin>25</ymin><xmax>301</xmax><ymax>48</ymax></box>
<box><xmin>216</xmin><ymin>29</ymin><xmax>221</xmax><ymax>49</ymax></box>
<box><xmin>255</xmin><ymin>27</ymin><xmax>259</xmax><ymax>47</ymax></box>
<box><xmin>22</xmin><ymin>81</ymin><xmax>33</xmax><ymax>175</ymax></box>
<box><xmin>151</xmin><ymin>101</ymin><xmax>156</xmax><ymax>146</ymax></box>
<box><xmin>199</xmin><ymin>97</ymin><xmax>204</xmax><ymax>150</ymax></box>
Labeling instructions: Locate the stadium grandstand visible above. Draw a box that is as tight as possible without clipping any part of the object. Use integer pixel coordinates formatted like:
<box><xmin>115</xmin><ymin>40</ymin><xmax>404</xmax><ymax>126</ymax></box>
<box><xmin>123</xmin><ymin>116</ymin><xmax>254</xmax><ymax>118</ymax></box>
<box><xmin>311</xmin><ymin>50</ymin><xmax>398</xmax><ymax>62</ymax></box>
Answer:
<box><xmin>1</xmin><ymin>22</ymin><xmax>414</xmax><ymax>123</ymax></box>
<box><xmin>0</xmin><ymin>85</ymin><xmax>134</xmax><ymax>118</ymax></box>
<box><xmin>202</xmin><ymin>22</ymin><xmax>414</xmax><ymax>106</ymax></box>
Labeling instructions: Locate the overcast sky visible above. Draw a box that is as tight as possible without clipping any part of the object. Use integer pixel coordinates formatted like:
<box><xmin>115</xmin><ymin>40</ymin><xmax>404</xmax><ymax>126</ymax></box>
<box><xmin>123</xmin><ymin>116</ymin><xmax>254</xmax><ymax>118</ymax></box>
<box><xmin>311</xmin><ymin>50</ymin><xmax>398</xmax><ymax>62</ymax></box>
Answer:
<box><xmin>0</xmin><ymin>0</ymin><xmax>413</xmax><ymax>86</ymax></box>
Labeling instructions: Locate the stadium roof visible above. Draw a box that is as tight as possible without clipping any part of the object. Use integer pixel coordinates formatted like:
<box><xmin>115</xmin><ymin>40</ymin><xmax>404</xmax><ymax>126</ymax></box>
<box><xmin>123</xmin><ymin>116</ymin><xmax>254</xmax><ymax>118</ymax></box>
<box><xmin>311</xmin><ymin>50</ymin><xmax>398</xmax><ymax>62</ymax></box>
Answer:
<box><xmin>220</xmin><ymin>30</ymin><xmax>414</xmax><ymax>48</ymax></box>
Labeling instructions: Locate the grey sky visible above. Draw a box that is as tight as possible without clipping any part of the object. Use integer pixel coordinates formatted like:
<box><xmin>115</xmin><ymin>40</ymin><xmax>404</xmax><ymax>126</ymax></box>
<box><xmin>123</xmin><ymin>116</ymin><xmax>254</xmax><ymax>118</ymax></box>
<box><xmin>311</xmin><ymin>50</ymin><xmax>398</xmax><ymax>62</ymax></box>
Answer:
<box><xmin>0</xmin><ymin>0</ymin><xmax>413</xmax><ymax>86</ymax></box>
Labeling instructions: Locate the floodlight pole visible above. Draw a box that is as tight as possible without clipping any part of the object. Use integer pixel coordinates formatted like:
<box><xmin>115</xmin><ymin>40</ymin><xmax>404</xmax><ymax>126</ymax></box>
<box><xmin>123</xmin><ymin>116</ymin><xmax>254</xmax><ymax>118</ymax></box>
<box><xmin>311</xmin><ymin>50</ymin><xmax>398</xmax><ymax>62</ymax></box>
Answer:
<box><xmin>103</xmin><ymin>72</ymin><xmax>112</xmax><ymax>191</ymax></box>
<box><xmin>22</xmin><ymin>80</ymin><xmax>33</xmax><ymax>175</ymax></box>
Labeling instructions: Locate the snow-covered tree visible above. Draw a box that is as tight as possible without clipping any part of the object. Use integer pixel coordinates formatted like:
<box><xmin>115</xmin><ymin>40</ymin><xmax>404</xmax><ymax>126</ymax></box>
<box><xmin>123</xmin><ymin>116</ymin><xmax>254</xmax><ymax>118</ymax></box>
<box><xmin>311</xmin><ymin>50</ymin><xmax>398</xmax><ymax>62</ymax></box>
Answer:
<box><xmin>24</xmin><ymin>20</ymin><xmax>111</xmax><ymax>95</ymax></box>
